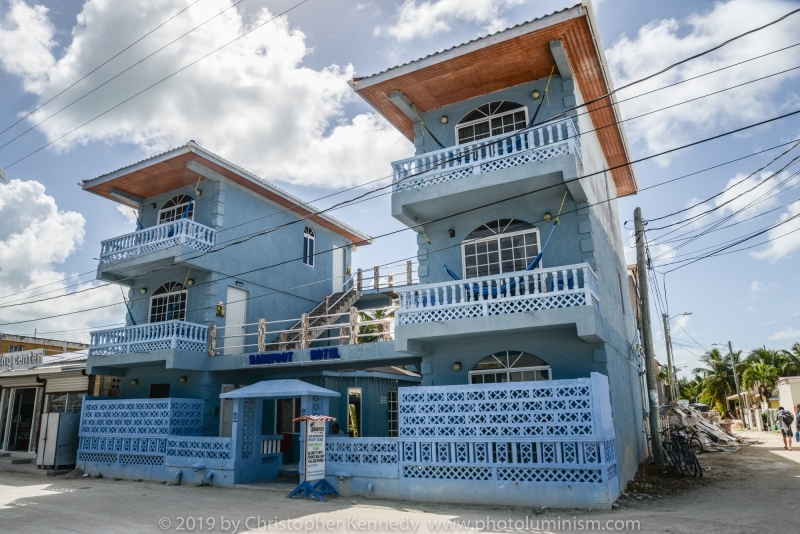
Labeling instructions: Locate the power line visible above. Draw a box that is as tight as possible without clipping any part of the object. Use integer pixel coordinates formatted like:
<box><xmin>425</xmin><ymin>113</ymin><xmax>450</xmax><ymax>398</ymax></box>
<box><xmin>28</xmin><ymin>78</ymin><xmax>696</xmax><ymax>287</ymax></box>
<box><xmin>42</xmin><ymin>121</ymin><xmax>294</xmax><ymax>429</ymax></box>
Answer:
<box><xmin>5</xmin><ymin>106</ymin><xmax>800</xmax><ymax>325</ymax></box>
<box><xmin>1</xmin><ymin>0</ymin><xmax>310</xmax><ymax>170</ymax></box>
<box><xmin>0</xmin><ymin>0</ymin><xmax>203</xmax><ymax>138</ymax></box>
<box><xmin>0</xmin><ymin>0</ymin><xmax>248</xmax><ymax>153</ymax></box>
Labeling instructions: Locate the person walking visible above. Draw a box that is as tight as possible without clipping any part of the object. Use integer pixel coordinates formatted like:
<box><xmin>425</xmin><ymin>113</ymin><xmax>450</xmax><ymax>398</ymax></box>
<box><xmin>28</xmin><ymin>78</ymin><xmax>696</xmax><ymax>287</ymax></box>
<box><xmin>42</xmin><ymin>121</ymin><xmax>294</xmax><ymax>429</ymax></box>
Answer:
<box><xmin>775</xmin><ymin>406</ymin><xmax>794</xmax><ymax>450</ymax></box>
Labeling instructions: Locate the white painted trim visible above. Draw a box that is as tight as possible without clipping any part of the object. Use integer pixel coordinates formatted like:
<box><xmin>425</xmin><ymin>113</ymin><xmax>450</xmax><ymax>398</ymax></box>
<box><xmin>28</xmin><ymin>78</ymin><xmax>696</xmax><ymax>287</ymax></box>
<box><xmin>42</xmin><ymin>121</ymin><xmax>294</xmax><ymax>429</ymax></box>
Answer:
<box><xmin>461</xmin><ymin>226</ymin><xmax>541</xmax><ymax>279</ymax></box>
<box><xmin>149</xmin><ymin>287</ymin><xmax>188</xmax><ymax>323</ymax></box>
<box><xmin>455</xmin><ymin>105</ymin><xmax>528</xmax><ymax>145</ymax></box>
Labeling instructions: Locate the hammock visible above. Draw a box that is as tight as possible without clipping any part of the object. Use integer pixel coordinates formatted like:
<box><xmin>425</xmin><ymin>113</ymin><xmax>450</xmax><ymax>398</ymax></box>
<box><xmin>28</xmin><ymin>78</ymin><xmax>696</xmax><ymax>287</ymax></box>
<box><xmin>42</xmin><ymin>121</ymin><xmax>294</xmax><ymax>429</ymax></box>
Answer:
<box><xmin>415</xmin><ymin>189</ymin><xmax>569</xmax><ymax>304</ymax></box>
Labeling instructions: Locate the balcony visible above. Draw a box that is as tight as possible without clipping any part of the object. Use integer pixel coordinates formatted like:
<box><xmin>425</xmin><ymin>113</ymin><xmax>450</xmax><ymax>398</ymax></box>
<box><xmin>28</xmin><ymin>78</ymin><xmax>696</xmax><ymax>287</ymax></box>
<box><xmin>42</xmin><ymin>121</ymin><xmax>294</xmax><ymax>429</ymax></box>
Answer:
<box><xmin>89</xmin><ymin>320</ymin><xmax>208</xmax><ymax>357</ymax></box>
<box><xmin>394</xmin><ymin>263</ymin><xmax>603</xmax><ymax>351</ymax></box>
<box><xmin>392</xmin><ymin>118</ymin><xmax>581</xmax><ymax>191</ymax></box>
<box><xmin>98</xmin><ymin>219</ymin><xmax>215</xmax><ymax>271</ymax></box>
<box><xmin>390</xmin><ymin>118</ymin><xmax>582</xmax><ymax>226</ymax></box>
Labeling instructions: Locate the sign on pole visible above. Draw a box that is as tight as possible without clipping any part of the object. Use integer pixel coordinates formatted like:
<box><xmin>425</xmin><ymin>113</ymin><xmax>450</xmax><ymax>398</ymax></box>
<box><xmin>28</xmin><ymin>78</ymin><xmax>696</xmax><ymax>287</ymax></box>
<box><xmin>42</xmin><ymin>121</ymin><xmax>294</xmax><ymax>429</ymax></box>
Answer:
<box><xmin>304</xmin><ymin>419</ymin><xmax>326</xmax><ymax>481</ymax></box>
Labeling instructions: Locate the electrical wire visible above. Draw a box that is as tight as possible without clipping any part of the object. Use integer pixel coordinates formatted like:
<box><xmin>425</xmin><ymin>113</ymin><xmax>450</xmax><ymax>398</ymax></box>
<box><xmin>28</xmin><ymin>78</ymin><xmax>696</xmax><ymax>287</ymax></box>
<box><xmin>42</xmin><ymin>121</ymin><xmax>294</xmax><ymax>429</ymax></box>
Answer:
<box><xmin>0</xmin><ymin>0</ymin><xmax>204</xmax><ymax>138</ymax></box>
<box><xmin>3</xmin><ymin>105</ymin><xmax>800</xmax><ymax>321</ymax></box>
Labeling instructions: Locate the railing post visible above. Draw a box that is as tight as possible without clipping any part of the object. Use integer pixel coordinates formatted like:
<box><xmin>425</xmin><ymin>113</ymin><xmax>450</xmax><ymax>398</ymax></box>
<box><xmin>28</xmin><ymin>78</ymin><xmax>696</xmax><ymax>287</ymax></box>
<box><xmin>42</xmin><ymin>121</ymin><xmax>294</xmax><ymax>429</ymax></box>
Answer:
<box><xmin>357</xmin><ymin>269</ymin><xmax>363</xmax><ymax>292</ymax></box>
<box><xmin>300</xmin><ymin>313</ymin><xmax>309</xmax><ymax>349</ymax></box>
<box><xmin>388</xmin><ymin>273</ymin><xmax>394</xmax><ymax>287</ymax></box>
<box><xmin>373</xmin><ymin>266</ymin><xmax>379</xmax><ymax>291</ymax></box>
<box><xmin>324</xmin><ymin>295</ymin><xmax>330</xmax><ymax>313</ymax></box>
<box><xmin>407</xmin><ymin>260</ymin><xmax>413</xmax><ymax>285</ymax></box>
<box><xmin>257</xmin><ymin>318</ymin><xmax>266</xmax><ymax>352</ymax></box>
<box><xmin>339</xmin><ymin>325</ymin><xmax>348</xmax><ymax>346</ymax></box>
<box><xmin>349</xmin><ymin>307</ymin><xmax>358</xmax><ymax>345</ymax></box>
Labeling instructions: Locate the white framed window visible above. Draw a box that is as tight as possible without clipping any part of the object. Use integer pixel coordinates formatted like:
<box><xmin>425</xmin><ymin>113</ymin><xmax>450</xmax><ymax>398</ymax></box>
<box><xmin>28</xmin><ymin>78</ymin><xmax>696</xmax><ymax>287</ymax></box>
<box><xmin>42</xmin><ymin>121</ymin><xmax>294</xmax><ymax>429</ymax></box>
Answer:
<box><xmin>7</xmin><ymin>345</ymin><xmax>23</xmax><ymax>352</ymax></box>
<box><xmin>302</xmin><ymin>226</ymin><xmax>315</xmax><ymax>267</ymax></box>
<box><xmin>469</xmin><ymin>351</ymin><xmax>551</xmax><ymax>384</ymax></box>
<box><xmin>456</xmin><ymin>101</ymin><xmax>527</xmax><ymax>145</ymax></box>
<box><xmin>158</xmin><ymin>194</ymin><xmax>194</xmax><ymax>225</ymax></box>
<box><xmin>149</xmin><ymin>282</ymin><xmax>187</xmax><ymax>323</ymax></box>
<box><xmin>462</xmin><ymin>219</ymin><xmax>539</xmax><ymax>279</ymax></box>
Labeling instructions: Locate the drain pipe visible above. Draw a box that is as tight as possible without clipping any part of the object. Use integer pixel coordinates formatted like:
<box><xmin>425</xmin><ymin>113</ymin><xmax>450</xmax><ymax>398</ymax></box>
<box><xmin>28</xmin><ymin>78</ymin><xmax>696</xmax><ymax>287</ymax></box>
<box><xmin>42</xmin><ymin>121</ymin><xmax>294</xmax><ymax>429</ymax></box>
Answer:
<box><xmin>204</xmin><ymin>471</ymin><xmax>215</xmax><ymax>485</ymax></box>
<box><xmin>175</xmin><ymin>470</ymin><xmax>183</xmax><ymax>484</ymax></box>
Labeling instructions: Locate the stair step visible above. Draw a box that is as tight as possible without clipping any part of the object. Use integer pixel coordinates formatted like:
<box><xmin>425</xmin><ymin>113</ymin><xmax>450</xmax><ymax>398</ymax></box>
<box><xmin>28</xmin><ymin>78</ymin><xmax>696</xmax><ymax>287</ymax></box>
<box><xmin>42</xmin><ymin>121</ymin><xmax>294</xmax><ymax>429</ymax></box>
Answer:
<box><xmin>11</xmin><ymin>458</ymin><xmax>34</xmax><ymax>464</ymax></box>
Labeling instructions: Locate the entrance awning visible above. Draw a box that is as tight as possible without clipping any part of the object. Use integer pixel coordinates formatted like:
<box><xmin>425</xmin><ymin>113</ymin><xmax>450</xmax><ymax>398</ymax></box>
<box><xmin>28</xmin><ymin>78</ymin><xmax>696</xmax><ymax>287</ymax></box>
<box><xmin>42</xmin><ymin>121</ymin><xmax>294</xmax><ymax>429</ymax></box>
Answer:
<box><xmin>219</xmin><ymin>379</ymin><xmax>340</xmax><ymax>399</ymax></box>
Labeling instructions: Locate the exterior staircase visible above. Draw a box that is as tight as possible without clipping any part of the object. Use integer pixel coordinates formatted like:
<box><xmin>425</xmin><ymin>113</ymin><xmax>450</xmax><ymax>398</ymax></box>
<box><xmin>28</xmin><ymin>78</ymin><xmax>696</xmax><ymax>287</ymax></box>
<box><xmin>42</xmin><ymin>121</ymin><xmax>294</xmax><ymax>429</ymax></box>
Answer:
<box><xmin>272</xmin><ymin>286</ymin><xmax>361</xmax><ymax>350</ymax></box>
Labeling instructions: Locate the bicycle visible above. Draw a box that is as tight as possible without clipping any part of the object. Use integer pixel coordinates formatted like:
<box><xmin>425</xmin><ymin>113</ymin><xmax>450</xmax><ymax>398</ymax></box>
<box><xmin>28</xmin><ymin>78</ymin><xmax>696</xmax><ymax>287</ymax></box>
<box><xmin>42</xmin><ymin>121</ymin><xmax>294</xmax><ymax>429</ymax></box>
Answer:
<box><xmin>669</xmin><ymin>427</ymin><xmax>703</xmax><ymax>478</ymax></box>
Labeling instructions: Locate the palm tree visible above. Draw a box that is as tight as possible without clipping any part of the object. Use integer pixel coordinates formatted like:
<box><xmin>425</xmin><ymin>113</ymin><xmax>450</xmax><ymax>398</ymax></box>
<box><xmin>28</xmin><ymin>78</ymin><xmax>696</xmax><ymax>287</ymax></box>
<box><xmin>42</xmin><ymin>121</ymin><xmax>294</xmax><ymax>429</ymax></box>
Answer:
<box><xmin>357</xmin><ymin>308</ymin><xmax>395</xmax><ymax>343</ymax></box>
<box><xmin>778</xmin><ymin>342</ymin><xmax>800</xmax><ymax>376</ymax></box>
<box><xmin>742</xmin><ymin>362</ymin><xmax>779</xmax><ymax>403</ymax></box>
<box><xmin>678</xmin><ymin>375</ymin><xmax>703</xmax><ymax>403</ymax></box>
<box><xmin>694</xmin><ymin>348</ymin><xmax>735</xmax><ymax>415</ymax></box>
<box><xmin>746</xmin><ymin>346</ymin><xmax>796</xmax><ymax>377</ymax></box>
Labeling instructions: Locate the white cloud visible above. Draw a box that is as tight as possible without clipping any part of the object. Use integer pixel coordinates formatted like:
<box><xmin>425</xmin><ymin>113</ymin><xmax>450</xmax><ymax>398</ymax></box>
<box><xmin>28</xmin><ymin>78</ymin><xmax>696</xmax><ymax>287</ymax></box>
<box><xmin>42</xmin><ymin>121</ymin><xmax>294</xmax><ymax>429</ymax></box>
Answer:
<box><xmin>116</xmin><ymin>205</ymin><xmax>139</xmax><ymax>228</ymax></box>
<box><xmin>750</xmin><ymin>280</ymin><xmax>765</xmax><ymax>292</ymax></box>
<box><xmin>374</xmin><ymin>0</ymin><xmax>523</xmax><ymax>41</ymax></box>
<box><xmin>769</xmin><ymin>327</ymin><xmax>800</xmax><ymax>341</ymax></box>
<box><xmin>606</xmin><ymin>0</ymin><xmax>800</xmax><ymax>161</ymax></box>
<box><xmin>0</xmin><ymin>0</ymin><xmax>411</xmax><ymax>188</ymax></box>
<box><xmin>0</xmin><ymin>179</ymin><xmax>122</xmax><ymax>342</ymax></box>
<box><xmin>750</xmin><ymin>200</ymin><xmax>800</xmax><ymax>262</ymax></box>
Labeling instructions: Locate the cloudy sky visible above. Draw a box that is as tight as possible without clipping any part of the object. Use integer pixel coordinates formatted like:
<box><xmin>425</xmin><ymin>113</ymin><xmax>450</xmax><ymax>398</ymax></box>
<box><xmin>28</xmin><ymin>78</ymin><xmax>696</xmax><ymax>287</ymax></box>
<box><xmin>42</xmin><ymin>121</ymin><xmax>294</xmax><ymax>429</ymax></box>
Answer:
<box><xmin>0</xmin><ymin>0</ymin><xmax>799</xmax><ymax>377</ymax></box>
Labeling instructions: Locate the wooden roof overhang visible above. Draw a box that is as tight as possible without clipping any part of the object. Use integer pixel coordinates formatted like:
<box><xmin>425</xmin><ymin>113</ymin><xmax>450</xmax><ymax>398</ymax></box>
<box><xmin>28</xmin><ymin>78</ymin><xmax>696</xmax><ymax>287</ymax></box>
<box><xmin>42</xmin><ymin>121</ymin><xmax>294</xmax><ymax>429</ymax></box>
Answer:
<box><xmin>80</xmin><ymin>144</ymin><xmax>372</xmax><ymax>245</ymax></box>
<box><xmin>350</xmin><ymin>4</ymin><xmax>637</xmax><ymax>196</ymax></box>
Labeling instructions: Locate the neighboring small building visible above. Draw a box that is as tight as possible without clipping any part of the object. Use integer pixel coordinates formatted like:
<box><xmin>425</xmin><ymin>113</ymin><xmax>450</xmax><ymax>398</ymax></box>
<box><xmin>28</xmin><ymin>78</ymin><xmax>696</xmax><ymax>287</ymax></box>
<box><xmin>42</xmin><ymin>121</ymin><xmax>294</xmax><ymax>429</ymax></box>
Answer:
<box><xmin>0</xmin><ymin>350</ymin><xmax>104</xmax><ymax>458</ymax></box>
<box><xmin>0</xmin><ymin>333</ymin><xmax>87</xmax><ymax>356</ymax></box>
<box><xmin>776</xmin><ymin>376</ymin><xmax>800</xmax><ymax>413</ymax></box>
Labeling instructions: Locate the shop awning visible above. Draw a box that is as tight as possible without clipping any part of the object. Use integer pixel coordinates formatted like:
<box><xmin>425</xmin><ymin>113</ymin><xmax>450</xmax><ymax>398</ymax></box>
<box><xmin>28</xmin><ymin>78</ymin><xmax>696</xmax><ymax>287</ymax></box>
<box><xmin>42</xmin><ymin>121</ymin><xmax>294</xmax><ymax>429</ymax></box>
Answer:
<box><xmin>219</xmin><ymin>379</ymin><xmax>340</xmax><ymax>399</ymax></box>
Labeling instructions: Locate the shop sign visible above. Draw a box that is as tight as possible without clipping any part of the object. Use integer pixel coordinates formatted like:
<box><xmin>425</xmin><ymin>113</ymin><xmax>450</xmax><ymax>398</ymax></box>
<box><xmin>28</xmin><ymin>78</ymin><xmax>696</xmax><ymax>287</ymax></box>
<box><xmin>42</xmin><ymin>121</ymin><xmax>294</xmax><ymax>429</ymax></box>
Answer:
<box><xmin>249</xmin><ymin>352</ymin><xmax>293</xmax><ymax>366</ymax></box>
<box><xmin>0</xmin><ymin>348</ymin><xmax>44</xmax><ymax>371</ymax></box>
<box><xmin>304</xmin><ymin>419</ymin><xmax>326</xmax><ymax>481</ymax></box>
<box><xmin>309</xmin><ymin>347</ymin><xmax>340</xmax><ymax>361</ymax></box>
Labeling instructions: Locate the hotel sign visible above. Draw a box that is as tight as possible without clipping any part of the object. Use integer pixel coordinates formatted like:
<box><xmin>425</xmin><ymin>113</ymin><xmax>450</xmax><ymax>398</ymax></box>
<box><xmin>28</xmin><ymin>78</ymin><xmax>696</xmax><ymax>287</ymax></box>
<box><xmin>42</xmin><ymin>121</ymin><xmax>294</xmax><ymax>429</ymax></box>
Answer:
<box><xmin>0</xmin><ymin>348</ymin><xmax>44</xmax><ymax>371</ymax></box>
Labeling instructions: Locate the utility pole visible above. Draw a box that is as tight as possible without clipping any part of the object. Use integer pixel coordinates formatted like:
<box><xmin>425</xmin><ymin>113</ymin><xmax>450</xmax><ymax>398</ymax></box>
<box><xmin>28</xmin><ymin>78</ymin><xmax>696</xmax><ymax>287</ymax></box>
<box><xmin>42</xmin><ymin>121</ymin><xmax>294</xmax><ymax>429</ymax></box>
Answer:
<box><xmin>728</xmin><ymin>341</ymin><xmax>748</xmax><ymax>429</ymax></box>
<box><xmin>662</xmin><ymin>313</ymin><xmax>678</xmax><ymax>402</ymax></box>
<box><xmin>635</xmin><ymin>208</ymin><xmax>664</xmax><ymax>467</ymax></box>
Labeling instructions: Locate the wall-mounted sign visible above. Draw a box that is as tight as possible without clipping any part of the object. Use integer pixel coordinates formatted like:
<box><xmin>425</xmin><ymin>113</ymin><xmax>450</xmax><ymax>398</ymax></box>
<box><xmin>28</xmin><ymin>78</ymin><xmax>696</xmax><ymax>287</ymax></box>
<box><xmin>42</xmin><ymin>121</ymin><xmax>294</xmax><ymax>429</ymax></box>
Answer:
<box><xmin>304</xmin><ymin>419</ymin><xmax>326</xmax><ymax>481</ymax></box>
<box><xmin>309</xmin><ymin>347</ymin><xmax>340</xmax><ymax>361</ymax></box>
<box><xmin>0</xmin><ymin>348</ymin><xmax>44</xmax><ymax>371</ymax></box>
<box><xmin>249</xmin><ymin>352</ymin><xmax>293</xmax><ymax>366</ymax></box>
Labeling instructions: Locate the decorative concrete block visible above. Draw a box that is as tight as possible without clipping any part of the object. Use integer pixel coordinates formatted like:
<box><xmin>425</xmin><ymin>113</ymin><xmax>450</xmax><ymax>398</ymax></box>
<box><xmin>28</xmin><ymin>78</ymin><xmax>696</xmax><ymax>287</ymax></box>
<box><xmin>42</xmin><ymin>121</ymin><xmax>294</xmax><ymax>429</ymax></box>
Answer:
<box><xmin>562</xmin><ymin>79</ymin><xmax>575</xmax><ymax>92</ymax></box>
<box><xmin>576</xmin><ymin>202</ymin><xmax>591</xmax><ymax>215</ymax></box>
<box><xmin>420</xmin><ymin>361</ymin><xmax>433</xmax><ymax>375</ymax></box>
<box><xmin>580</xmin><ymin>239</ymin><xmax>595</xmax><ymax>253</ymax></box>
<box><xmin>417</xmin><ymin>265</ymin><xmax>428</xmax><ymax>277</ymax></box>
<box><xmin>563</xmin><ymin>95</ymin><xmax>576</xmax><ymax>108</ymax></box>
<box><xmin>578</xmin><ymin>221</ymin><xmax>592</xmax><ymax>234</ymax></box>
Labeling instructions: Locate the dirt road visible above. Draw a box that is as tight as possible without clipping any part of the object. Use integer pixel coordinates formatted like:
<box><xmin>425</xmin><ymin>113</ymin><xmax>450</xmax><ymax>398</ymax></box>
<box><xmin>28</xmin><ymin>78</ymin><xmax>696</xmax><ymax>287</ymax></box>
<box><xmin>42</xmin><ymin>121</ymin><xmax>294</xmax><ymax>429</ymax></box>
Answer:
<box><xmin>0</xmin><ymin>431</ymin><xmax>796</xmax><ymax>534</ymax></box>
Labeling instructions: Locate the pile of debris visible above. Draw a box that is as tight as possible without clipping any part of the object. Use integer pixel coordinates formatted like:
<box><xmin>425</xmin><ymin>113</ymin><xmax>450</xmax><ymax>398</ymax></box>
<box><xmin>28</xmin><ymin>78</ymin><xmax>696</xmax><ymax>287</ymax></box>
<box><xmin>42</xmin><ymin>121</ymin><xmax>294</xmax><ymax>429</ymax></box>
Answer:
<box><xmin>659</xmin><ymin>404</ymin><xmax>741</xmax><ymax>451</ymax></box>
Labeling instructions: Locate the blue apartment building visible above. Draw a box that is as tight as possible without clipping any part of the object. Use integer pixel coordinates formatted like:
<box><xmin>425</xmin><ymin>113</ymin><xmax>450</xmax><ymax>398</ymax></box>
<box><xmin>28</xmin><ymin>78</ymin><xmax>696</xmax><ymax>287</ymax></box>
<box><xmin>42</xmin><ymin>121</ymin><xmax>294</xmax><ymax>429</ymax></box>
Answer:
<box><xmin>77</xmin><ymin>3</ymin><xmax>648</xmax><ymax>508</ymax></box>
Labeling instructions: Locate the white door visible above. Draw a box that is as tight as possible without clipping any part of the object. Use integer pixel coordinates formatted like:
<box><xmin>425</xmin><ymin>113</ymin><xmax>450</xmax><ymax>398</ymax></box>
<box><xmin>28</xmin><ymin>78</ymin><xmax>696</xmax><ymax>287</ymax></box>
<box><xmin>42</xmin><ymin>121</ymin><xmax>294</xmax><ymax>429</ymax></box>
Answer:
<box><xmin>219</xmin><ymin>384</ymin><xmax>241</xmax><ymax>437</ymax></box>
<box><xmin>224</xmin><ymin>286</ymin><xmax>247</xmax><ymax>355</ymax></box>
<box><xmin>332</xmin><ymin>247</ymin><xmax>345</xmax><ymax>293</ymax></box>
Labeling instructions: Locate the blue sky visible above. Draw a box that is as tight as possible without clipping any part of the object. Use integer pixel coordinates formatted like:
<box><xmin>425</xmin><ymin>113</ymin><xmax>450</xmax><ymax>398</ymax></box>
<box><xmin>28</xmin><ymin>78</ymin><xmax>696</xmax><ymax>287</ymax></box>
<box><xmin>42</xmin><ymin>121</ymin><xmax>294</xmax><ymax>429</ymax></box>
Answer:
<box><xmin>0</xmin><ymin>0</ymin><xmax>799</xmax><ymax>378</ymax></box>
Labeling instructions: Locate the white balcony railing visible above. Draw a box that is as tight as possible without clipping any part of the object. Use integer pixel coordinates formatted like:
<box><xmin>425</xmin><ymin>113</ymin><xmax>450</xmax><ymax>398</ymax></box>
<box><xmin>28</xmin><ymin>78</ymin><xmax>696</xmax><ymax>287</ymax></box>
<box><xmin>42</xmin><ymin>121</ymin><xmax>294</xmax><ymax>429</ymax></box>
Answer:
<box><xmin>99</xmin><ymin>219</ymin><xmax>216</xmax><ymax>264</ymax></box>
<box><xmin>89</xmin><ymin>320</ymin><xmax>208</xmax><ymax>356</ymax></box>
<box><xmin>391</xmin><ymin>118</ymin><xmax>582</xmax><ymax>193</ymax></box>
<box><xmin>395</xmin><ymin>263</ymin><xmax>599</xmax><ymax>326</ymax></box>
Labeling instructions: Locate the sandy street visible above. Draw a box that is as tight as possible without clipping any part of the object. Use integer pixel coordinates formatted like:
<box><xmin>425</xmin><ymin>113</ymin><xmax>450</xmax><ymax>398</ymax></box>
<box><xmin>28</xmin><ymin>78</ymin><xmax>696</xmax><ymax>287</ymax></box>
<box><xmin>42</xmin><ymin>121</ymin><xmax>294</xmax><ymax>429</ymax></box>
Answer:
<box><xmin>0</xmin><ymin>431</ymin><xmax>797</xmax><ymax>534</ymax></box>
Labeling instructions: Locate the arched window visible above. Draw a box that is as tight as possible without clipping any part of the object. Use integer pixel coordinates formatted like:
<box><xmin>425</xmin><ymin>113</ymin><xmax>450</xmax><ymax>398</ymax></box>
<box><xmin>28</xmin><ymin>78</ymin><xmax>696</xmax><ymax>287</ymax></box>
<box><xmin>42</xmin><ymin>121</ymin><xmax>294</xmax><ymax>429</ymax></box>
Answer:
<box><xmin>456</xmin><ymin>101</ymin><xmax>527</xmax><ymax>145</ymax></box>
<box><xmin>149</xmin><ymin>282</ymin><xmax>187</xmax><ymax>323</ymax></box>
<box><xmin>469</xmin><ymin>351</ymin><xmax>551</xmax><ymax>384</ymax></box>
<box><xmin>158</xmin><ymin>195</ymin><xmax>194</xmax><ymax>224</ymax></box>
<box><xmin>462</xmin><ymin>219</ymin><xmax>539</xmax><ymax>279</ymax></box>
<box><xmin>302</xmin><ymin>227</ymin><xmax>315</xmax><ymax>266</ymax></box>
